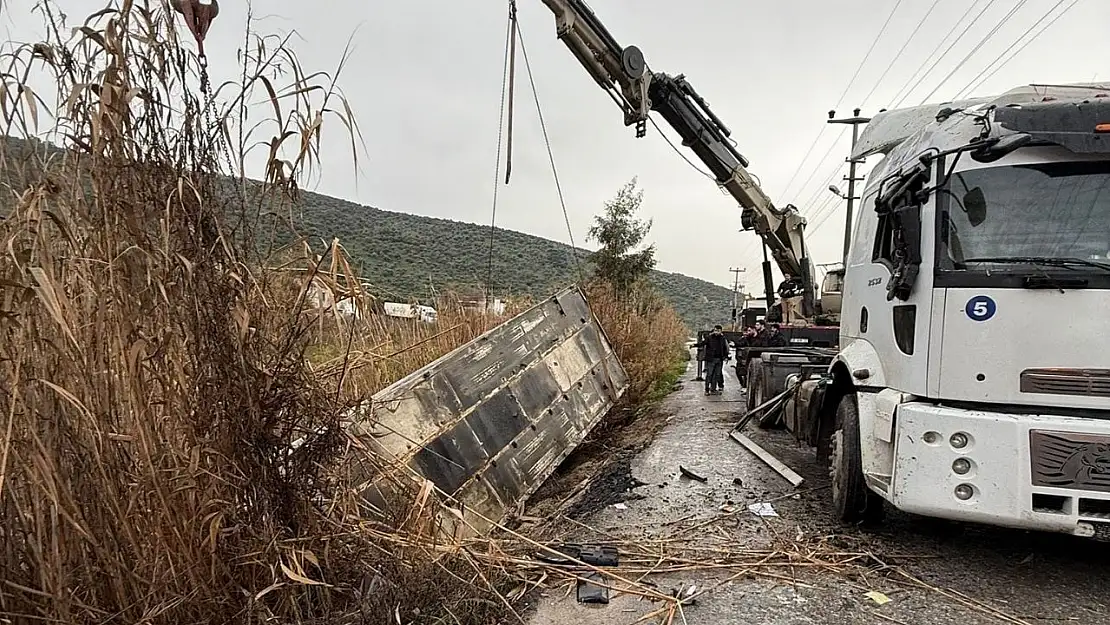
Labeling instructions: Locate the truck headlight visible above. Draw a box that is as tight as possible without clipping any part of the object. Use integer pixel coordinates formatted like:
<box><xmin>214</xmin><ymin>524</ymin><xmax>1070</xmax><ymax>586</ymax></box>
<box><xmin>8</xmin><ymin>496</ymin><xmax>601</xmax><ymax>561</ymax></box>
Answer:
<box><xmin>950</xmin><ymin>432</ymin><xmax>969</xmax><ymax>449</ymax></box>
<box><xmin>955</xmin><ymin>484</ymin><xmax>974</xmax><ymax>500</ymax></box>
<box><xmin>952</xmin><ymin>458</ymin><xmax>971</xmax><ymax>475</ymax></box>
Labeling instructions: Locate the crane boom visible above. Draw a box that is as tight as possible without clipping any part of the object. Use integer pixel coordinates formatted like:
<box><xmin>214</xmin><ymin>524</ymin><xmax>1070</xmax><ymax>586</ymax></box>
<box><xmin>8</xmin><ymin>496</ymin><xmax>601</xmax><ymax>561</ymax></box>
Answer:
<box><xmin>538</xmin><ymin>0</ymin><xmax>817</xmax><ymax>317</ymax></box>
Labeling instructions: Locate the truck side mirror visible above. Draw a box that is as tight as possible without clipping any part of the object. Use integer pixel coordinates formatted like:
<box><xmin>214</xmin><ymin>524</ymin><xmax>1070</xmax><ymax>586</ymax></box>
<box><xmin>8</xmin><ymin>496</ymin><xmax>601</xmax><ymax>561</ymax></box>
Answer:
<box><xmin>963</xmin><ymin>187</ymin><xmax>987</xmax><ymax>227</ymax></box>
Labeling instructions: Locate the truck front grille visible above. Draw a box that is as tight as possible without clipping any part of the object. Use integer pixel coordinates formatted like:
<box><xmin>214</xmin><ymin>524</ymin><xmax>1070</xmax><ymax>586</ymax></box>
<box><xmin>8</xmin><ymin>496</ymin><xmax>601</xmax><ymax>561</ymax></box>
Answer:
<box><xmin>1020</xmin><ymin>368</ymin><xmax>1110</xmax><ymax>398</ymax></box>
<box><xmin>1029</xmin><ymin>429</ymin><xmax>1110</xmax><ymax>493</ymax></box>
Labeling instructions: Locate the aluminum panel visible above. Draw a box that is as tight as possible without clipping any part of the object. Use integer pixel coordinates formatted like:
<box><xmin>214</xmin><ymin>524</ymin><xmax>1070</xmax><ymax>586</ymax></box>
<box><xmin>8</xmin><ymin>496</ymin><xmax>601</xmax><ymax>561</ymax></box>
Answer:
<box><xmin>346</xmin><ymin>286</ymin><xmax>629</xmax><ymax>537</ymax></box>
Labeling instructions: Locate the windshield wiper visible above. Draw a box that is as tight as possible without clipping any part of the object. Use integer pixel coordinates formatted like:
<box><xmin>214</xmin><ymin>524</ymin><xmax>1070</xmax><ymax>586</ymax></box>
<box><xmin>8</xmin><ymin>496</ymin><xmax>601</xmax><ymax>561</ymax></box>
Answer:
<box><xmin>959</xmin><ymin>256</ymin><xmax>1110</xmax><ymax>272</ymax></box>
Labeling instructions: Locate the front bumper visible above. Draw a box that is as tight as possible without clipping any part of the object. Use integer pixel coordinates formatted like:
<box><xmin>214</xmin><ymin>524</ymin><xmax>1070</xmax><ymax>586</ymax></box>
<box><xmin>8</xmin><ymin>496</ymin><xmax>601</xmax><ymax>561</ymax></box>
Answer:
<box><xmin>891</xmin><ymin>402</ymin><xmax>1110</xmax><ymax>538</ymax></box>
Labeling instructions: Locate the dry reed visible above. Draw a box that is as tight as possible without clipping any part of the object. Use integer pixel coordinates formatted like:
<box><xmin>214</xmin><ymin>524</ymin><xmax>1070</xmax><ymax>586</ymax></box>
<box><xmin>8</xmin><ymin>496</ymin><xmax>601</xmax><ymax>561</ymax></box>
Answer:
<box><xmin>0</xmin><ymin>2</ymin><xmax>519</xmax><ymax>623</ymax></box>
<box><xmin>583</xmin><ymin>280</ymin><xmax>688</xmax><ymax>408</ymax></box>
<box><xmin>0</xmin><ymin>3</ymin><xmax>703</xmax><ymax>624</ymax></box>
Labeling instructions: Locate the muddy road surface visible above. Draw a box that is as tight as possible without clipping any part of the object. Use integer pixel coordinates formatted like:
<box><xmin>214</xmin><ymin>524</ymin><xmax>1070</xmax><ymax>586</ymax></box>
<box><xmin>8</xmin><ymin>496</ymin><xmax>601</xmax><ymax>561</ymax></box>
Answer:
<box><xmin>522</xmin><ymin>356</ymin><xmax>1110</xmax><ymax>625</ymax></box>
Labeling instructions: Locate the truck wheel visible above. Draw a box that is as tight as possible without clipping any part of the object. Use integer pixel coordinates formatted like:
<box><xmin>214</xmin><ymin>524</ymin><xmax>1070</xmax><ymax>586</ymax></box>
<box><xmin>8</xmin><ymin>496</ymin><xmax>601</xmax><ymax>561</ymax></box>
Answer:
<box><xmin>830</xmin><ymin>393</ymin><xmax>884</xmax><ymax>525</ymax></box>
<box><xmin>748</xmin><ymin>360</ymin><xmax>783</xmax><ymax>429</ymax></box>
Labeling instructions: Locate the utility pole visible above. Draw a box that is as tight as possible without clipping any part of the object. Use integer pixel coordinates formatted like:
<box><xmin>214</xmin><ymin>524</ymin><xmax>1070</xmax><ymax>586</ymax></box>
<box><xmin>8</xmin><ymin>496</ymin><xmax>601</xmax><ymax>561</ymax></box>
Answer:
<box><xmin>827</xmin><ymin>108</ymin><xmax>871</xmax><ymax>263</ymax></box>
<box><xmin>729</xmin><ymin>267</ymin><xmax>746</xmax><ymax>329</ymax></box>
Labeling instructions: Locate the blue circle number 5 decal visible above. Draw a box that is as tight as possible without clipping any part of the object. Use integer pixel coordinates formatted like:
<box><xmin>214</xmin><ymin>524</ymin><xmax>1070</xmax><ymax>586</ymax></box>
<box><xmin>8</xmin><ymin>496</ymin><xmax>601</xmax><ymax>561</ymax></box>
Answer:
<box><xmin>965</xmin><ymin>295</ymin><xmax>996</xmax><ymax>321</ymax></box>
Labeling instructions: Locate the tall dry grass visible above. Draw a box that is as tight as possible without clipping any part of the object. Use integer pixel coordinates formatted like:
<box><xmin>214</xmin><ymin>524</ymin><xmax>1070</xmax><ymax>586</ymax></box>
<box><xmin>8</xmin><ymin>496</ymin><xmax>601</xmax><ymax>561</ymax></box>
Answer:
<box><xmin>583</xmin><ymin>279</ymin><xmax>688</xmax><ymax>408</ymax></box>
<box><xmin>0</xmin><ymin>2</ymin><xmax>518</xmax><ymax>623</ymax></box>
<box><xmin>0</xmin><ymin>2</ymin><xmax>692</xmax><ymax>623</ymax></box>
<box><xmin>266</xmin><ymin>241</ymin><xmax>526</xmax><ymax>403</ymax></box>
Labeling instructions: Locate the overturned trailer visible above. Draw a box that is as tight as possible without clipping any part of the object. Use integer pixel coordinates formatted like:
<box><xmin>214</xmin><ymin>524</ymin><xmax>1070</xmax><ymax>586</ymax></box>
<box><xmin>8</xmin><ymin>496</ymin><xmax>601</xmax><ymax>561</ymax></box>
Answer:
<box><xmin>346</xmin><ymin>286</ymin><xmax>629</xmax><ymax>537</ymax></box>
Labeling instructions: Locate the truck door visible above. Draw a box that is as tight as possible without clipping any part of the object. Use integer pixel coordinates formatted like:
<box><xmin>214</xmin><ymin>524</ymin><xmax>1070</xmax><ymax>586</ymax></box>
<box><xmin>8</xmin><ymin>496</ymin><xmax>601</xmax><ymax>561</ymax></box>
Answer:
<box><xmin>841</xmin><ymin>170</ymin><xmax>936</xmax><ymax>397</ymax></box>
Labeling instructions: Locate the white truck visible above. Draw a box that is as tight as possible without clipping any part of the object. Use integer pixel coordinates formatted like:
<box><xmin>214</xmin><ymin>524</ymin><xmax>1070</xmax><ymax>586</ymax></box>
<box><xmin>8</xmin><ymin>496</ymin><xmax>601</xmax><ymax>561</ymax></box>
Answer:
<box><xmin>805</xmin><ymin>83</ymin><xmax>1110</xmax><ymax>538</ymax></box>
<box><xmin>537</xmin><ymin>0</ymin><xmax>1110</xmax><ymax>539</ymax></box>
<box><xmin>383</xmin><ymin>301</ymin><xmax>438</xmax><ymax>323</ymax></box>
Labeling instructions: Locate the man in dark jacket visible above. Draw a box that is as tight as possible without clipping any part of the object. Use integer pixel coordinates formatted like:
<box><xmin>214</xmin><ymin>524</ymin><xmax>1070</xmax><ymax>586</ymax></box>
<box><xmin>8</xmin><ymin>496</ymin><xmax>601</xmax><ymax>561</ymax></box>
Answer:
<box><xmin>734</xmin><ymin>326</ymin><xmax>757</xmax><ymax>386</ymax></box>
<box><xmin>764</xmin><ymin>323</ymin><xmax>788</xmax><ymax>347</ymax></box>
<box><xmin>696</xmin><ymin>325</ymin><xmax>730</xmax><ymax>395</ymax></box>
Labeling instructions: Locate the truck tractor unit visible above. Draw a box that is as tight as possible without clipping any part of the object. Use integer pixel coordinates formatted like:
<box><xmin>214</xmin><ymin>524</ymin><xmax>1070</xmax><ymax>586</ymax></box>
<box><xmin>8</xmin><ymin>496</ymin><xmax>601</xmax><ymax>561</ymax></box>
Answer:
<box><xmin>536</xmin><ymin>0</ymin><xmax>1110</xmax><ymax>539</ymax></box>
<box><xmin>772</xmin><ymin>84</ymin><xmax>1110</xmax><ymax>538</ymax></box>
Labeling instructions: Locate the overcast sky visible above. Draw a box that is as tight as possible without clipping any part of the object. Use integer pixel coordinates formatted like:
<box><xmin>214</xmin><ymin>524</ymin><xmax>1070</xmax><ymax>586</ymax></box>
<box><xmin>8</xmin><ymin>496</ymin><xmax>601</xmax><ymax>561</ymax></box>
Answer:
<box><xmin>4</xmin><ymin>0</ymin><xmax>1109</xmax><ymax>295</ymax></box>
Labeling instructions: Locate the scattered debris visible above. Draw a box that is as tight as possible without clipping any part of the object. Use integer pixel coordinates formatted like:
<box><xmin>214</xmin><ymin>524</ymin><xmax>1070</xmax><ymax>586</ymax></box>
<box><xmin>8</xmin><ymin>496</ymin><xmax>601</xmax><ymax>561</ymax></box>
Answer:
<box><xmin>866</xmin><ymin>590</ymin><xmax>893</xmax><ymax>605</ymax></box>
<box><xmin>577</xmin><ymin>572</ymin><xmax>610</xmax><ymax>604</ymax></box>
<box><xmin>679</xmin><ymin>465</ymin><xmax>708</xmax><ymax>482</ymax></box>
<box><xmin>669</xmin><ymin>583</ymin><xmax>699</xmax><ymax>606</ymax></box>
<box><xmin>534</xmin><ymin>543</ymin><xmax>619</xmax><ymax>567</ymax></box>
<box><xmin>748</xmin><ymin>502</ymin><xmax>778</xmax><ymax>517</ymax></box>
<box><xmin>579</xmin><ymin>545</ymin><xmax>620</xmax><ymax>567</ymax></box>
<box><xmin>560</xmin><ymin>455</ymin><xmax>648</xmax><ymax>518</ymax></box>
<box><xmin>732</xmin><ymin>477</ymin><xmax>744</xmax><ymax>487</ymax></box>
<box><xmin>729</xmin><ymin>431</ymin><xmax>805</xmax><ymax>487</ymax></box>
<box><xmin>489</xmin><ymin>518</ymin><xmax>1029</xmax><ymax>624</ymax></box>
<box><xmin>612</xmin><ymin>502</ymin><xmax>628</xmax><ymax>510</ymax></box>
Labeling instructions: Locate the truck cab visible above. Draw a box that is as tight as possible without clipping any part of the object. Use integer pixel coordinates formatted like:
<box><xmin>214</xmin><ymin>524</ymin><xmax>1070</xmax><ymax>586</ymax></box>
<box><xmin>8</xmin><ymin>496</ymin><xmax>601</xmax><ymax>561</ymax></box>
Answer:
<box><xmin>824</xmin><ymin>84</ymin><xmax>1110</xmax><ymax>538</ymax></box>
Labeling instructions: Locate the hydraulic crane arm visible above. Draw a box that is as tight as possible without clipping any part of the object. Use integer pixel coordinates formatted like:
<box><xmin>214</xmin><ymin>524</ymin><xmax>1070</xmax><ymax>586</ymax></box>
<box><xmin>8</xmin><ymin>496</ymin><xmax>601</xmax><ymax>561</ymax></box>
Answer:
<box><xmin>538</xmin><ymin>0</ymin><xmax>816</xmax><ymax>313</ymax></box>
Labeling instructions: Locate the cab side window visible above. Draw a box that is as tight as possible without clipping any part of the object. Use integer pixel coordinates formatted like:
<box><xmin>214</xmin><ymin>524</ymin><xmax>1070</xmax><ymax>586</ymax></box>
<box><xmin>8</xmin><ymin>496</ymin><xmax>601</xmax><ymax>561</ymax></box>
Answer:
<box><xmin>849</xmin><ymin>189</ymin><xmax>879</xmax><ymax>266</ymax></box>
<box><xmin>872</xmin><ymin>209</ymin><xmax>896</xmax><ymax>268</ymax></box>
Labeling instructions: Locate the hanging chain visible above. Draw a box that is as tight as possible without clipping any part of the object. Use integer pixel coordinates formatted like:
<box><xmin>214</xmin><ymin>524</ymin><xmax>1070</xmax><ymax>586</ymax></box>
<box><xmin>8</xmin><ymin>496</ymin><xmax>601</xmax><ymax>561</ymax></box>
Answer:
<box><xmin>197</xmin><ymin>54</ymin><xmax>235</xmax><ymax>176</ymax></box>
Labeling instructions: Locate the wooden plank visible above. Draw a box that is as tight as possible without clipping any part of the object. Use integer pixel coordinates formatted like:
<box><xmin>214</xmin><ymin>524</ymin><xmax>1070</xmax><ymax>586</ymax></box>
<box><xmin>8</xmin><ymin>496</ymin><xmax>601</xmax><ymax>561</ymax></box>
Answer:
<box><xmin>729</xmin><ymin>432</ymin><xmax>805</xmax><ymax>488</ymax></box>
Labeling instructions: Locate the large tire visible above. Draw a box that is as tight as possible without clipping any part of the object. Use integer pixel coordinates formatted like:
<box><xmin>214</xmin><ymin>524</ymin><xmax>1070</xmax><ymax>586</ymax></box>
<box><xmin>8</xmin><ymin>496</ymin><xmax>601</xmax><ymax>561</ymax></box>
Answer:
<box><xmin>830</xmin><ymin>393</ymin><xmax>885</xmax><ymax>525</ymax></box>
<box><xmin>745</xmin><ymin>359</ymin><xmax>763</xmax><ymax>413</ymax></box>
<box><xmin>747</xmin><ymin>359</ymin><xmax>783</xmax><ymax>429</ymax></box>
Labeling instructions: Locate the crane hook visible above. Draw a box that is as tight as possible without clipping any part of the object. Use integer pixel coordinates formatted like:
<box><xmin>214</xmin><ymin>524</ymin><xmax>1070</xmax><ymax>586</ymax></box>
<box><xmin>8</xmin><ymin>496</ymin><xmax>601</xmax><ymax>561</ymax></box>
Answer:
<box><xmin>171</xmin><ymin>0</ymin><xmax>219</xmax><ymax>58</ymax></box>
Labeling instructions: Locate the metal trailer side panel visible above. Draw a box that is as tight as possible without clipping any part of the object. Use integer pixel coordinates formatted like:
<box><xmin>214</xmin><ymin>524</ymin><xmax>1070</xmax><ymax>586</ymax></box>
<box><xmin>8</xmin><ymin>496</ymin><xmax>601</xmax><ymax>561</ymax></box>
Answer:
<box><xmin>344</xmin><ymin>286</ymin><xmax>629</xmax><ymax>537</ymax></box>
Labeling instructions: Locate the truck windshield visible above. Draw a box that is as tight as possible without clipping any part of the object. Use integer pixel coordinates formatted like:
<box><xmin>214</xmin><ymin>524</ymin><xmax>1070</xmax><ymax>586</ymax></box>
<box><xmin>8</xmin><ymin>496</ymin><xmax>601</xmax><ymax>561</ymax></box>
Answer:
<box><xmin>939</xmin><ymin>160</ymin><xmax>1110</xmax><ymax>269</ymax></box>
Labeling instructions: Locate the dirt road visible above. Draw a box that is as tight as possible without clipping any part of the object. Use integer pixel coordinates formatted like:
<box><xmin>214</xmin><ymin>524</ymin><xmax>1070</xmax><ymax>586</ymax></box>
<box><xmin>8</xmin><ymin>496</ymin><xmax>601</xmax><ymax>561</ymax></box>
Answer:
<box><xmin>523</xmin><ymin>356</ymin><xmax>1110</xmax><ymax>624</ymax></box>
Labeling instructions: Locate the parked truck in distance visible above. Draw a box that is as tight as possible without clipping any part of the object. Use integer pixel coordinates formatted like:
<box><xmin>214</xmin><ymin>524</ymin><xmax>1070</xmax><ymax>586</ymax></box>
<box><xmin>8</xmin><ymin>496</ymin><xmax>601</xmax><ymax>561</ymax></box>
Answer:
<box><xmin>382</xmin><ymin>302</ymin><xmax>438</xmax><ymax>324</ymax></box>
<box><xmin>752</xmin><ymin>83</ymin><xmax>1110</xmax><ymax>539</ymax></box>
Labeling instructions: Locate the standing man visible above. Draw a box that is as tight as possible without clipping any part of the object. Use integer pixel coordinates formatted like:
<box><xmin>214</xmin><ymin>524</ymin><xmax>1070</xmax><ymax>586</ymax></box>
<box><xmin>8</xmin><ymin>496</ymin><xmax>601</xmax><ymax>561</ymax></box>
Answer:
<box><xmin>764</xmin><ymin>322</ymin><xmax>788</xmax><ymax>347</ymax></box>
<box><xmin>734</xmin><ymin>326</ymin><xmax>757</xmax><ymax>386</ymax></box>
<box><xmin>696</xmin><ymin>325</ymin><xmax>729</xmax><ymax>395</ymax></box>
<box><xmin>694</xmin><ymin>329</ymin><xmax>707</xmax><ymax>381</ymax></box>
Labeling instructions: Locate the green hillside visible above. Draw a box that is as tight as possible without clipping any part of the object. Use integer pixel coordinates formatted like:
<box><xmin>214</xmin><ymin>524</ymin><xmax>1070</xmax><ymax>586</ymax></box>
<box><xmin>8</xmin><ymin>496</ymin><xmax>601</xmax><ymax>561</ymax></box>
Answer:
<box><xmin>287</xmin><ymin>190</ymin><xmax>735</xmax><ymax>331</ymax></box>
<box><xmin>0</xmin><ymin>137</ymin><xmax>735</xmax><ymax>330</ymax></box>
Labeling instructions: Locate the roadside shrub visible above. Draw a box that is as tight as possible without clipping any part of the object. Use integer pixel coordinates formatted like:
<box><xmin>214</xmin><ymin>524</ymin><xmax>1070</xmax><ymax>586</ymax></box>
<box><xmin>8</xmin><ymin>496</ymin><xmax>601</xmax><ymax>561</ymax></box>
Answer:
<box><xmin>584</xmin><ymin>279</ymin><xmax>688</xmax><ymax>407</ymax></box>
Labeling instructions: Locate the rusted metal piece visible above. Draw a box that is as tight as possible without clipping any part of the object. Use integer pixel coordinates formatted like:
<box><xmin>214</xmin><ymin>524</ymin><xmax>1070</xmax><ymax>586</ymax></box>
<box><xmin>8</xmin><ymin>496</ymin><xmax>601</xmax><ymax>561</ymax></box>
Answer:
<box><xmin>1030</xmin><ymin>429</ymin><xmax>1110</xmax><ymax>493</ymax></box>
<box><xmin>348</xmin><ymin>286</ymin><xmax>629</xmax><ymax>536</ymax></box>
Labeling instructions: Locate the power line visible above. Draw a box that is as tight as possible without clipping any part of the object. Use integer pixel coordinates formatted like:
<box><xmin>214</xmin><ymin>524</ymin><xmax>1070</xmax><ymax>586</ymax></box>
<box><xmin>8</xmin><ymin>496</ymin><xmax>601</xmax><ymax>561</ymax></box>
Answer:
<box><xmin>890</xmin><ymin>0</ymin><xmax>997</xmax><ymax>108</ymax></box>
<box><xmin>780</xmin><ymin>0</ymin><xmax>904</xmax><ymax>199</ymax></box>
<box><xmin>828</xmin><ymin>0</ymin><xmax>906</xmax><ymax>124</ymax></box>
<box><xmin>515</xmin><ymin>21</ymin><xmax>585</xmax><ymax>283</ymax></box>
<box><xmin>790</xmin><ymin>127</ymin><xmax>848</xmax><ymax>205</ymax></box>
<box><xmin>960</xmin><ymin>0</ymin><xmax>1081</xmax><ymax>99</ymax></box>
<box><xmin>858</xmin><ymin>0</ymin><xmax>943</xmax><ymax>109</ymax></box>
<box><xmin>485</xmin><ymin>2</ymin><xmax>515</xmax><ymax>301</ymax></box>
<box><xmin>810</xmin><ymin>190</ymin><xmax>849</xmax><ymax>232</ymax></box>
<box><xmin>916</xmin><ymin>0</ymin><xmax>1033</xmax><ymax>104</ymax></box>
<box><xmin>952</xmin><ymin>0</ymin><xmax>1072</xmax><ymax>99</ymax></box>
<box><xmin>801</xmin><ymin>163</ymin><xmax>845</xmax><ymax>217</ymax></box>
<box><xmin>805</xmin><ymin>168</ymin><xmax>849</xmax><ymax>230</ymax></box>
